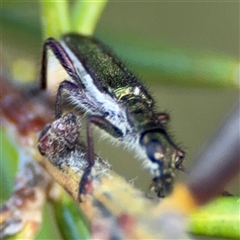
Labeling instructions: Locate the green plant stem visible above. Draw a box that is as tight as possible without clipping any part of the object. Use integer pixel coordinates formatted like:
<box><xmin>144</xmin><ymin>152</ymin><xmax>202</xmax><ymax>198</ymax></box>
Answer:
<box><xmin>40</xmin><ymin>1</ymin><xmax>70</xmax><ymax>39</ymax></box>
<box><xmin>0</xmin><ymin>130</ymin><xmax>18</xmax><ymax>200</ymax></box>
<box><xmin>52</xmin><ymin>192</ymin><xmax>90</xmax><ymax>240</ymax></box>
<box><xmin>71</xmin><ymin>1</ymin><xmax>108</xmax><ymax>35</ymax></box>
<box><xmin>188</xmin><ymin>197</ymin><xmax>240</xmax><ymax>239</ymax></box>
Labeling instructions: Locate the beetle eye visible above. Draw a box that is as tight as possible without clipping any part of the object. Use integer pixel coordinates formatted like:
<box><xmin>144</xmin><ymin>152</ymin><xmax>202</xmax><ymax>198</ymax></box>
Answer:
<box><xmin>145</xmin><ymin>139</ymin><xmax>165</xmax><ymax>163</ymax></box>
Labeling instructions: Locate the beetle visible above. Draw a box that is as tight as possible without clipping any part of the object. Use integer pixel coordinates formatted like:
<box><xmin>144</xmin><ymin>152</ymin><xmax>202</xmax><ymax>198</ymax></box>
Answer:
<box><xmin>40</xmin><ymin>33</ymin><xmax>185</xmax><ymax>198</ymax></box>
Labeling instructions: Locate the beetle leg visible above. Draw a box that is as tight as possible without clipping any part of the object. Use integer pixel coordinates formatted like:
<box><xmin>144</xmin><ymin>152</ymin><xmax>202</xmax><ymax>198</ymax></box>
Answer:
<box><xmin>55</xmin><ymin>80</ymin><xmax>107</xmax><ymax>119</ymax></box>
<box><xmin>78</xmin><ymin>115</ymin><xmax>124</xmax><ymax>201</ymax></box>
<box><xmin>78</xmin><ymin>115</ymin><xmax>95</xmax><ymax>202</ymax></box>
<box><xmin>89</xmin><ymin>115</ymin><xmax>124</xmax><ymax>139</ymax></box>
<box><xmin>55</xmin><ymin>80</ymin><xmax>81</xmax><ymax>119</ymax></box>
<box><xmin>41</xmin><ymin>38</ymin><xmax>81</xmax><ymax>90</ymax></box>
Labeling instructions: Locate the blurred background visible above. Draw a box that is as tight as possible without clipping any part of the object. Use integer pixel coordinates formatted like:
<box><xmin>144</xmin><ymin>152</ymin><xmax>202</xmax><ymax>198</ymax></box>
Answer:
<box><xmin>1</xmin><ymin>1</ymin><xmax>239</xmax><ymax>239</ymax></box>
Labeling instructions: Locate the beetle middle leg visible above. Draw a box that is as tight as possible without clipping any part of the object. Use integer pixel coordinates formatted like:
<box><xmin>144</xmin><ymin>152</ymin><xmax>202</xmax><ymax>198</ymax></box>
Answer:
<box><xmin>55</xmin><ymin>80</ymin><xmax>104</xmax><ymax>119</ymax></box>
<box><xmin>78</xmin><ymin>115</ymin><xmax>124</xmax><ymax>201</ymax></box>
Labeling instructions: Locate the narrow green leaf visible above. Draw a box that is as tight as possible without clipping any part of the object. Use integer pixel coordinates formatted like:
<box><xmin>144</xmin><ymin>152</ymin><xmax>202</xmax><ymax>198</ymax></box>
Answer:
<box><xmin>98</xmin><ymin>33</ymin><xmax>239</xmax><ymax>88</ymax></box>
<box><xmin>188</xmin><ymin>197</ymin><xmax>240</xmax><ymax>239</ymax></box>
<box><xmin>71</xmin><ymin>1</ymin><xmax>108</xmax><ymax>36</ymax></box>
<box><xmin>0</xmin><ymin>130</ymin><xmax>18</xmax><ymax>201</ymax></box>
<box><xmin>40</xmin><ymin>1</ymin><xmax>71</xmax><ymax>39</ymax></box>
<box><xmin>52</xmin><ymin>192</ymin><xmax>90</xmax><ymax>240</ymax></box>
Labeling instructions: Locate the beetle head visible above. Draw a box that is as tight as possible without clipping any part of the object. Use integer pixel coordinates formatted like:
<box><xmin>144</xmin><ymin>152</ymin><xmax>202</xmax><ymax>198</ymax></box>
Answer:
<box><xmin>140</xmin><ymin>129</ymin><xmax>183</xmax><ymax>175</ymax></box>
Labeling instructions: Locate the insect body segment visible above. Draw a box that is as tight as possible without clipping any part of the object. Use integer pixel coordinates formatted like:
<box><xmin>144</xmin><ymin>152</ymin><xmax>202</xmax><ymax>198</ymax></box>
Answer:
<box><xmin>41</xmin><ymin>33</ymin><xmax>184</xmax><ymax>198</ymax></box>
<box><xmin>61</xmin><ymin>35</ymin><xmax>153</xmax><ymax>103</ymax></box>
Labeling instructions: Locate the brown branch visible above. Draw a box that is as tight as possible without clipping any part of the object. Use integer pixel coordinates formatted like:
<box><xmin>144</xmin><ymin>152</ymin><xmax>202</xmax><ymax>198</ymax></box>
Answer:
<box><xmin>186</xmin><ymin>101</ymin><xmax>240</xmax><ymax>205</ymax></box>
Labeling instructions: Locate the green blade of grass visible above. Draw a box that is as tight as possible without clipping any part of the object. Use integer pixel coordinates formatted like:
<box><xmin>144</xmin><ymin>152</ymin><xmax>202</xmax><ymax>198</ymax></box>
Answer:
<box><xmin>98</xmin><ymin>32</ymin><xmax>239</xmax><ymax>88</ymax></box>
<box><xmin>0</xmin><ymin>130</ymin><xmax>18</xmax><ymax>201</ymax></box>
<box><xmin>188</xmin><ymin>197</ymin><xmax>240</xmax><ymax>239</ymax></box>
<box><xmin>71</xmin><ymin>1</ymin><xmax>108</xmax><ymax>36</ymax></box>
<box><xmin>52</xmin><ymin>191</ymin><xmax>90</xmax><ymax>240</ymax></box>
<box><xmin>40</xmin><ymin>1</ymin><xmax>70</xmax><ymax>40</ymax></box>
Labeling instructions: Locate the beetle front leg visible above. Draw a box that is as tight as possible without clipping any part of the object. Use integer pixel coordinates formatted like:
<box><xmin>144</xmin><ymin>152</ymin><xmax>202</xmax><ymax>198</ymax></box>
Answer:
<box><xmin>78</xmin><ymin>115</ymin><xmax>95</xmax><ymax>202</ymax></box>
<box><xmin>89</xmin><ymin>115</ymin><xmax>124</xmax><ymax>139</ymax></box>
<box><xmin>78</xmin><ymin>115</ymin><xmax>124</xmax><ymax>201</ymax></box>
